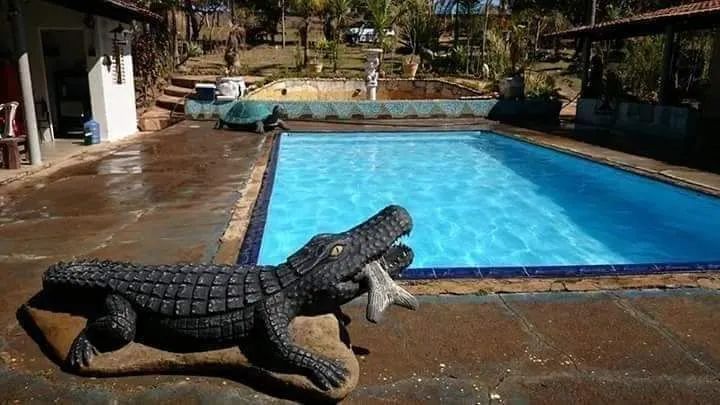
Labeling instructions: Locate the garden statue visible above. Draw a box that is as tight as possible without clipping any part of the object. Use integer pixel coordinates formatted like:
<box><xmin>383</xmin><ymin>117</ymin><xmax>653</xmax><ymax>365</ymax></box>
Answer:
<box><xmin>33</xmin><ymin>205</ymin><xmax>417</xmax><ymax>396</ymax></box>
<box><xmin>365</xmin><ymin>49</ymin><xmax>382</xmax><ymax>100</ymax></box>
<box><xmin>224</xmin><ymin>25</ymin><xmax>246</xmax><ymax>75</ymax></box>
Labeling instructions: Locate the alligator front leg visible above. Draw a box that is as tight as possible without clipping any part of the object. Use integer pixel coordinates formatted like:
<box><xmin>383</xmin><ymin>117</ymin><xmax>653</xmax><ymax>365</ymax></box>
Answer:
<box><xmin>259</xmin><ymin>298</ymin><xmax>347</xmax><ymax>390</ymax></box>
<box><xmin>68</xmin><ymin>294</ymin><xmax>137</xmax><ymax>369</ymax></box>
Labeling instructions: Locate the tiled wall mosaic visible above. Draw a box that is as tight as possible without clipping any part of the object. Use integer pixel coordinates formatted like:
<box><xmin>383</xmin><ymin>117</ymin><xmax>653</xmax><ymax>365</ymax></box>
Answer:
<box><xmin>185</xmin><ymin>99</ymin><xmax>499</xmax><ymax>121</ymax></box>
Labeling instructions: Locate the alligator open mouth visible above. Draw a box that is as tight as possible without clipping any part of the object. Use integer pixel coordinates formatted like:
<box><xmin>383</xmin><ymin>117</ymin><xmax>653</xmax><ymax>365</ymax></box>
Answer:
<box><xmin>357</xmin><ymin>206</ymin><xmax>414</xmax><ymax>280</ymax></box>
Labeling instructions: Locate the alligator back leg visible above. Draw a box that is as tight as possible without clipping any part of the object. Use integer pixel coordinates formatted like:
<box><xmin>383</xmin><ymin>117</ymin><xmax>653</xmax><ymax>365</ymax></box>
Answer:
<box><xmin>259</xmin><ymin>296</ymin><xmax>347</xmax><ymax>390</ymax></box>
<box><xmin>68</xmin><ymin>294</ymin><xmax>137</xmax><ymax>369</ymax></box>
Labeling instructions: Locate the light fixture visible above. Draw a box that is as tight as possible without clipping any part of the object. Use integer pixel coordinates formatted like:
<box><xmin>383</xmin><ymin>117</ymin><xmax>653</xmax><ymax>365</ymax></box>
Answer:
<box><xmin>110</xmin><ymin>24</ymin><xmax>130</xmax><ymax>46</ymax></box>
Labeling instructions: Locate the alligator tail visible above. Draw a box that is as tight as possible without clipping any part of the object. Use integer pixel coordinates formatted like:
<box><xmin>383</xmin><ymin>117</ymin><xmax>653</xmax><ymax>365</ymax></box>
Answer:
<box><xmin>42</xmin><ymin>259</ymin><xmax>118</xmax><ymax>291</ymax></box>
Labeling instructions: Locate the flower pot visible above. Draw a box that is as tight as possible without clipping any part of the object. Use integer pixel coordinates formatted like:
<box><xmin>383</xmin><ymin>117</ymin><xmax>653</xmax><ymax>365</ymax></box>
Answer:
<box><xmin>499</xmin><ymin>76</ymin><xmax>525</xmax><ymax>100</ymax></box>
<box><xmin>402</xmin><ymin>62</ymin><xmax>419</xmax><ymax>79</ymax></box>
<box><xmin>307</xmin><ymin>62</ymin><xmax>323</xmax><ymax>74</ymax></box>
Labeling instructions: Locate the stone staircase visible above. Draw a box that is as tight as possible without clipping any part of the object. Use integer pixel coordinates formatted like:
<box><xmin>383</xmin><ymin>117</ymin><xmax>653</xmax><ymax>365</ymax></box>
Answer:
<box><xmin>138</xmin><ymin>75</ymin><xmax>264</xmax><ymax>131</ymax></box>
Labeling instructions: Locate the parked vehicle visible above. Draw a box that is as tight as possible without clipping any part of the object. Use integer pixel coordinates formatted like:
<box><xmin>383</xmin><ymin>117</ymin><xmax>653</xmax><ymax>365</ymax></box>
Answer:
<box><xmin>345</xmin><ymin>23</ymin><xmax>395</xmax><ymax>44</ymax></box>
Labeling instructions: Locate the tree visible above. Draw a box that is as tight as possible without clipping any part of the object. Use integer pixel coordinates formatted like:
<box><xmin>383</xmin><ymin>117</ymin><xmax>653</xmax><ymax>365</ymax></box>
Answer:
<box><xmin>400</xmin><ymin>0</ymin><xmax>441</xmax><ymax>57</ymax></box>
<box><xmin>328</xmin><ymin>0</ymin><xmax>355</xmax><ymax>72</ymax></box>
<box><xmin>290</xmin><ymin>0</ymin><xmax>328</xmax><ymax>66</ymax></box>
<box><xmin>364</xmin><ymin>0</ymin><xmax>404</xmax><ymax>64</ymax></box>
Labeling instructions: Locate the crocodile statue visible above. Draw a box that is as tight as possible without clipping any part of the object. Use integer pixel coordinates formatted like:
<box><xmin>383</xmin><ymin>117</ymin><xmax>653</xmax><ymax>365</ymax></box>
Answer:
<box><xmin>42</xmin><ymin>205</ymin><xmax>413</xmax><ymax>390</ymax></box>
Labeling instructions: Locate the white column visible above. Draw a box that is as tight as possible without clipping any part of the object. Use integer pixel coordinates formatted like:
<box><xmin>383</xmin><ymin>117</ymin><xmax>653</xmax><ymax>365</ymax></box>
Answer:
<box><xmin>9</xmin><ymin>0</ymin><xmax>42</xmax><ymax>165</ymax></box>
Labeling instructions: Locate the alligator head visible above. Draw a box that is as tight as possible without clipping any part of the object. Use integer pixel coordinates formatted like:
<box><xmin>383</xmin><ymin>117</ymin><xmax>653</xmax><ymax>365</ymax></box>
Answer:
<box><xmin>282</xmin><ymin>205</ymin><xmax>414</xmax><ymax>314</ymax></box>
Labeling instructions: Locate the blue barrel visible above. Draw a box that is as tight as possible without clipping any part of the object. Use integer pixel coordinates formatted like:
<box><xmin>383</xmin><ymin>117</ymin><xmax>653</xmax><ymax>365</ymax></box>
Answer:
<box><xmin>83</xmin><ymin>119</ymin><xmax>101</xmax><ymax>145</ymax></box>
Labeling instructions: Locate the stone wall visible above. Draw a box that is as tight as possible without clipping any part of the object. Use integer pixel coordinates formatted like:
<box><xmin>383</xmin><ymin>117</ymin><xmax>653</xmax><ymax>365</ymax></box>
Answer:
<box><xmin>247</xmin><ymin>79</ymin><xmax>482</xmax><ymax>101</ymax></box>
<box><xmin>576</xmin><ymin>98</ymin><xmax>698</xmax><ymax>140</ymax></box>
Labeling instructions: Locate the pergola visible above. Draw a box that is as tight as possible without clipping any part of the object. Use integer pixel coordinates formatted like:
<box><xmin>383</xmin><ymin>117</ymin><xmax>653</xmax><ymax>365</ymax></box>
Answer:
<box><xmin>549</xmin><ymin>0</ymin><xmax>720</xmax><ymax>105</ymax></box>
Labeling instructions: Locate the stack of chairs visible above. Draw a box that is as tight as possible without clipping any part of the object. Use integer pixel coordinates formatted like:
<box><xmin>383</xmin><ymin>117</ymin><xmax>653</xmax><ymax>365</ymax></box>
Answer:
<box><xmin>0</xmin><ymin>101</ymin><xmax>29</xmax><ymax>169</ymax></box>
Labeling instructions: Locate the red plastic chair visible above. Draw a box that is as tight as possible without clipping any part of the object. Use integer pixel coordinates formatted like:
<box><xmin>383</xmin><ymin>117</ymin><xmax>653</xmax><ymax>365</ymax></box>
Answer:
<box><xmin>0</xmin><ymin>101</ymin><xmax>29</xmax><ymax>169</ymax></box>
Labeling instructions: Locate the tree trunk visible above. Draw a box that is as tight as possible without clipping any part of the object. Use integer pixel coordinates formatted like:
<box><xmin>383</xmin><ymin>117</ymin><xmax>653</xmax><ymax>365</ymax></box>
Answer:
<box><xmin>534</xmin><ymin>18</ymin><xmax>541</xmax><ymax>60</ymax></box>
<box><xmin>466</xmin><ymin>22</ymin><xmax>471</xmax><ymax>75</ymax></box>
<box><xmin>281</xmin><ymin>0</ymin><xmax>286</xmax><ymax>48</ymax></box>
<box><xmin>300</xmin><ymin>19</ymin><xmax>310</xmax><ymax>66</ymax></box>
<box><xmin>170</xmin><ymin>8</ymin><xmax>178</xmax><ymax>65</ymax></box>
<box><xmin>481</xmin><ymin>0</ymin><xmax>490</xmax><ymax>64</ymax></box>
<box><xmin>184</xmin><ymin>0</ymin><xmax>192</xmax><ymax>40</ymax></box>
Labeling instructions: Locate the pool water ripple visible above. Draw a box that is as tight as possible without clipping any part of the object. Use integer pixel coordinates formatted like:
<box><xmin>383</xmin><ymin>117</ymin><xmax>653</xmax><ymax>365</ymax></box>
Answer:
<box><xmin>256</xmin><ymin>132</ymin><xmax>720</xmax><ymax>272</ymax></box>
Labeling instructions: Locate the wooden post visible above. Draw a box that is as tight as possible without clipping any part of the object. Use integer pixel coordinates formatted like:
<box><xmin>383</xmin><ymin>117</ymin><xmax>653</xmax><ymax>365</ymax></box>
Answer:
<box><xmin>580</xmin><ymin>36</ymin><xmax>592</xmax><ymax>96</ymax></box>
<box><xmin>580</xmin><ymin>0</ymin><xmax>596</xmax><ymax>98</ymax></box>
<box><xmin>8</xmin><ymin>0</ymin><xmax>42</xmax><ymax>166</ymax></box>
<box><xmin>659</xmin><ymin>24</ymin><xmax>676</xmax><ymax>105</ymax></box>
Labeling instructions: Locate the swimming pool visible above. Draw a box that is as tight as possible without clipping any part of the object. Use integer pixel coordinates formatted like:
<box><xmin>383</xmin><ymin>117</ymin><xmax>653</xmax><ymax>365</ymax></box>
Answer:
<box><xmin>239</xmin><ymin>131</ymin><xmax>720</xmax><ymax>278</ymax></box>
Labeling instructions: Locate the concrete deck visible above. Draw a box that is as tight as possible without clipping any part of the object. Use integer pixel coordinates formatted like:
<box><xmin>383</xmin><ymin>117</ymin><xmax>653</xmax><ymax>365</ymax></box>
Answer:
<box><xmin>1</xmin><ymin>120</ymin><xmax>720</xmax><ymax>403</ymax></box>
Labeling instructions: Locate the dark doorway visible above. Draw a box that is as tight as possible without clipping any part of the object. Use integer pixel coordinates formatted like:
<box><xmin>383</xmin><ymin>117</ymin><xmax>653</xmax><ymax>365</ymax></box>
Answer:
<box><xmin>41</xmin><ymin>29</ymin><xmax>90</xmax><ymax>139</ymax></box>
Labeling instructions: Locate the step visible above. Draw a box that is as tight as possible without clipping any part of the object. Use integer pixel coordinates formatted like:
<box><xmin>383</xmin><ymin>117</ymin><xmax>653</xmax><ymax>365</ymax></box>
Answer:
<box><xmin>164</xmin><ymin>85</ymin><xmax>194</xmax><ymax>98</ymax></box>
<box><xmin>170</xmin><ymin>74</ymin><xmax>265</xmax><ymax>90</ymax></box>
<box><xmin>138</xmin><ymin>107</ymin><xmax>184</xmax><ymax>132</ymax></box>
<box><xmin>155</xmin><ymin>94</ymin><xmax>186</xmax><ymax>112</ymax></box>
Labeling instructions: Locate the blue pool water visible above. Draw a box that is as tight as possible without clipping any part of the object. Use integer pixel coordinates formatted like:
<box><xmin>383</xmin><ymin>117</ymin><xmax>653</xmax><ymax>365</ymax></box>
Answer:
<box><xmin>255</xmin><ymin>131</ymin><xmax>720</xmax><ymax>273</ymax></box>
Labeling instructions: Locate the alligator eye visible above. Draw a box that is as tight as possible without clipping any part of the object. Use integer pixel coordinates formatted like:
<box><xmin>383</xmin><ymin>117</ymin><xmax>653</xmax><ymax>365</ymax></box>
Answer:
<box><xmin>329</xmin><ymin>245</ymin><xmax>344</xmax><ymax>257</ymax></box>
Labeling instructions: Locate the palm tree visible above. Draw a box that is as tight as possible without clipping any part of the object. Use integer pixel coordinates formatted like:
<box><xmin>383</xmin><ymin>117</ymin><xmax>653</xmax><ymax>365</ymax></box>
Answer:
<box><xmin>290</xmin><ymin>0</ymin><xmax>327</xmax><ymax>65</ymax></box>
<box><xmin>364</xmin><ymin>0</ymin><xmax>404</xmax><ymax>65</ymax></box>
<box><xmin>328</xmin><ymin>0</ymin><xmax>354</xmax><ymax>72</ymax></box>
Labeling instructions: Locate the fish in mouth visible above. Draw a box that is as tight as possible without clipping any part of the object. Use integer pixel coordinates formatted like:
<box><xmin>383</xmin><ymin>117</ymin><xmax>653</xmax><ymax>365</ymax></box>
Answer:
<box><xmin>357</xmin><ymin>230</ymin><xmax>418</xmax><ymax>323</ymax></box>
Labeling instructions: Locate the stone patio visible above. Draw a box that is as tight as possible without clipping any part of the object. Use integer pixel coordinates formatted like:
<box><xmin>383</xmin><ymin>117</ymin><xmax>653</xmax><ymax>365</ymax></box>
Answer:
<box><xmin>1</xmin><ymin>120</ymin><xmax>720</xmax><ymax>403</ymax></box>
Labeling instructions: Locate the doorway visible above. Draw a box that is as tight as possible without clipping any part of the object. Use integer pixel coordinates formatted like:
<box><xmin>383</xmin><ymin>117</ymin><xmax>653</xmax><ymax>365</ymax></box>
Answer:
<box><xmin>40</xmin><ymin>29</ymin><xmax>90</xmax><ymax>139</ymax></box>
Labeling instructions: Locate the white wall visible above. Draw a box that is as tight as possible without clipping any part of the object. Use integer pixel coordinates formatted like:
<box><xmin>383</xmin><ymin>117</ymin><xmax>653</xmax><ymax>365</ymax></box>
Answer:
<box><xmin>21</xmin><ymin>0</ymin><xmax>138</xmax><ymax>141</ymax></box>
<box><xmin>88</xmin><ymin>16</ymin><xmax>138</xmax><ymax>141</ymax></box>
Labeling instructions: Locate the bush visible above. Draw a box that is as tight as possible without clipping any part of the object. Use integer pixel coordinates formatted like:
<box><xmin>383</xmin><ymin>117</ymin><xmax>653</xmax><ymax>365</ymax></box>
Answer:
<box><xmin>525</xmin><ymin>72</ymin><xmax>559</xmax><ymax>100</ymax></box>
<box><xmin>617</xmin><ymin>36</ymin><xmax>663</xmax><ymax>102</ymax></box>
<box><xmin>186</xmin><ymin>41</ymin><xmax>203</xmax><ymax>58</ymax></box>
<box><xmin>485</xmin><ymin>30</ymin><xmax>512</xmax><ymax>80</ymax></box>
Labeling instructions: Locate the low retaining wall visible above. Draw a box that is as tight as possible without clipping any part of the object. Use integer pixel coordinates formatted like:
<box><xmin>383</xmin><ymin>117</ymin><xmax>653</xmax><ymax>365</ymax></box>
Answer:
<box><xmin>185</xmin><ymin>98</ymin><xmax>562</xmax><ymax>122</ymax></box>
<box><xmin>247</xmin><ymin>78</ymin><xmax>482</xmax><ymax>101</ymax></box>
<box><xmin>186</xmin><ymin>99</ymin><xmax>499</xmax><ymax>120</ymax></box>
<box><xmin>577</xmin><ymin>98</ymin><xmax>698</xmax><ymax>140</ymax></box>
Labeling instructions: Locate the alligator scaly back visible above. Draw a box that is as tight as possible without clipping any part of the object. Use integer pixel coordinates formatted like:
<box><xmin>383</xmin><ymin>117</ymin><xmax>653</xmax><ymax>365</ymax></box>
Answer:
<box><xmin>42</xmin><ymin>260</ymin><xmax>299</xmax><ymax>317</ymax></box>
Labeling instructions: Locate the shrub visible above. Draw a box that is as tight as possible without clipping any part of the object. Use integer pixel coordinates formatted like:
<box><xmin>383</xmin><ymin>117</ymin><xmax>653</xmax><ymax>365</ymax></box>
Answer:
<box><xmin>617</xmin><ymin>36</ymin><xmax>663</xmax><ymax>102</ymax></box>
<box><xmin>186</xmin><ymin>41</ymin><xmax>203</xmax><ymax>57</ymax></box>
<box><xmin>525</xmin><ymin>72</ymin><xmax>559</xmax><ymax>100</ymax></box>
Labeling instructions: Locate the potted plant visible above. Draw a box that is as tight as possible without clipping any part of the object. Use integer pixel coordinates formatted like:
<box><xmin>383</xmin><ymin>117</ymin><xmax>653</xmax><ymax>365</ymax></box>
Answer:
<box><xmin>402</xmin><ymin>54</ymin><xmax>419</xmax><ymax>79</ymax></box>
<box><xmin>307</xmin><ymin>40</ymin><xmax>326</xmax><ymax>74</ymax></box>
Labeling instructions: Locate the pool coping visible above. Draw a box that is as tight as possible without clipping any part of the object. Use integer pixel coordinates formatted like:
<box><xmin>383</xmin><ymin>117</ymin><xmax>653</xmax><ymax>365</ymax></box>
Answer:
<box><xmin>235</xmin><ymin>126</ymin><xmax>720</xmax><ymax>280</ymax></box>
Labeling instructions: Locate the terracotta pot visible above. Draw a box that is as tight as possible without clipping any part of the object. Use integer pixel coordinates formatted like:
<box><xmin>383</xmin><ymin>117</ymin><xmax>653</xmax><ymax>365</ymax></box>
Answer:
<box><xmin>307</xmin><ymin>62</ymin><xmax>324</xmax><ymax>74</ymax></box>
<box><xmin>402</xmin><ymin>62</ymin><xmax>419</xmax><ymax>79</ymax></box>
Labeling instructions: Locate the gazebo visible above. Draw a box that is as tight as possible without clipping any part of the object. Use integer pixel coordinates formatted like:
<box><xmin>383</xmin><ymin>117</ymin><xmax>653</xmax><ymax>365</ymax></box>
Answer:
<box><xmin>549</xmin><ymin>0</ymin><xmax>720</xmax><ymax>141</ymax></box>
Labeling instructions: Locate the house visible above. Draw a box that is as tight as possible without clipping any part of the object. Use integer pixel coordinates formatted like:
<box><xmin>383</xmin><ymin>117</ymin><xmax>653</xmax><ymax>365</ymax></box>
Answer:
<box><xmin>0</xmin><ymin>0</ymin><xmax>161</xmax><ymax>165</ymax></box>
